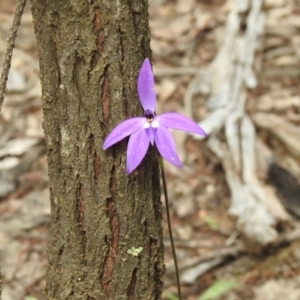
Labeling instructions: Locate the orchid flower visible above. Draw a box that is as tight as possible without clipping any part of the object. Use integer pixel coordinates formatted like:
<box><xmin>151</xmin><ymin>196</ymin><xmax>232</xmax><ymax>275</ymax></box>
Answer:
<box><xmin>103</xmin><ymin>58</ymin><xmax>206</xmax><ymax>174</ymax></box>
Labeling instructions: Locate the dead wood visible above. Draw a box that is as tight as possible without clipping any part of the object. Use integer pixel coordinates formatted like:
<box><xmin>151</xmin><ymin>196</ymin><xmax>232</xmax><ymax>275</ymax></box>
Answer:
<box><xmin>186</xmin><ymin>0</ymin><xmax>293</xmax><ymax>252</ymax></box>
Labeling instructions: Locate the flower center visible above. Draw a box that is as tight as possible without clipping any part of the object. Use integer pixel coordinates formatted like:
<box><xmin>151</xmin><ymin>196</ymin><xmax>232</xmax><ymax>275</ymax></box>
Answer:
<box><xmin>144</xmin><ymin>109</ymin><xmax>155</xmax><ymax>122</ymax></box>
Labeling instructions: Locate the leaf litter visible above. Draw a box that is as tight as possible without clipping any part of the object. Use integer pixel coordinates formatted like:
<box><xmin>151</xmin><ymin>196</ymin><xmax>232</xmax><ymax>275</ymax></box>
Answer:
<box><xmin>1</xmin><ymin>0</ymin><xmax>300</xmax><ymax>299</ymax></box>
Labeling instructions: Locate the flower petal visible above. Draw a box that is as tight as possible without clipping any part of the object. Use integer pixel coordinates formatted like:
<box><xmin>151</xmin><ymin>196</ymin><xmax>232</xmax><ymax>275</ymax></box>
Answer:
<box><xmin>137</xmin><ymin>58</ymin><xmax>156</xmax><ymax>112</ymax></box>
<box><xmin>155</xmin><ymin>125</ymin><xmax>182</xmax><ymax>168</ymax></box>
<box><xmin>126</xmin><ymin>127</ymin><xmax>150</xmax><ymax>174</ymax></box>
<box><xmin>158</xmin><ymin>113</ymin><xmax>207</xmax><ymax>136</ymax></box>
<box><xmin>103</xmin><ymin>117</ymin><xmax>144</xmax><ymax>150</ymax></box>
<box><xmin>144</xmin><ymin>124</ymin><xmax>157</xmax><ymax>145</ymax></box>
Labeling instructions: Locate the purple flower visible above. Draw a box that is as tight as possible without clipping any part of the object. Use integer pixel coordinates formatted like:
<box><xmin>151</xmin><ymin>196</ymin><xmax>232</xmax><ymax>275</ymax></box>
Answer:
<box><xmin>103</xmin><ymin>58</ymin><xmax>206</xmax><ymax>174</ymax></box>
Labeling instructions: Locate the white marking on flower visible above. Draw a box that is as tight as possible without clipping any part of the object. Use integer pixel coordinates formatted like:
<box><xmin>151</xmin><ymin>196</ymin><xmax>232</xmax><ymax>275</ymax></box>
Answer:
<box><xmin>151</xmin><ymin>120</ymin><xmax>159</xmax><ymax>128</ymax></box>
<box><xmin>143</xmin><ymin>122</ymin><xmax>150</xmax><ymax>129</ymax></box>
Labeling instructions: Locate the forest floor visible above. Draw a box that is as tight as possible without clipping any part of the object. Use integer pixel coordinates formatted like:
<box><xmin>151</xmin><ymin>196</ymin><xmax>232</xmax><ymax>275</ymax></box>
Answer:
<box><xmin>1</xmin><ymin>0</ymin><xmax>300</xmax><ymax>299</ymax></box>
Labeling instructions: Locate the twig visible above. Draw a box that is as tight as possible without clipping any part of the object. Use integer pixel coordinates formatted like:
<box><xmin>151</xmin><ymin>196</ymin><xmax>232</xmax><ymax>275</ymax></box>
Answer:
<box><xmin>153</xmin><ymin>67</ymin><xmax>200</xmax><ymax>77</ymax></box>
<box><xmin>166</xmin><ymin>243</ymin><xmax>245</xmax><ymax>275</ymax></box>
<box><xmin>163</xmin><ymin>238</ymin><xmax>217</xmax><ymax>249</ymax></box>
<box><xmin>0</xmin><ymin>0</ymin><xmax>27</xmax><ymax>112</ymax></box>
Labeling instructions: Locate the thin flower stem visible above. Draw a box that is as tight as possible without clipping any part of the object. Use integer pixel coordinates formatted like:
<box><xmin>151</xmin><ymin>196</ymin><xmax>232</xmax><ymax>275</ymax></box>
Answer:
<box><xmin>158</xmin><ymin>157</ymin><xmax>182</xmax><ymax>300</ymax></box>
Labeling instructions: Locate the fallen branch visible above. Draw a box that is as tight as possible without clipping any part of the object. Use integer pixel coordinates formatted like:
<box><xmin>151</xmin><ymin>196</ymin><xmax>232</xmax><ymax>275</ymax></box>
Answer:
<box><xmin>186</xmin><ymin>0</ymin><xmax>292</xmax><ymax>251</ymax></box>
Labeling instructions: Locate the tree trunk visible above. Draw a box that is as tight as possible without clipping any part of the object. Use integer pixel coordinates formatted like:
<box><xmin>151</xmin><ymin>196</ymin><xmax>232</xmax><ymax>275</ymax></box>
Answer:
<box><xmin>30</xmin><ymin>1</ymin><xmax>164</xmax><ymax>299</ymax></box>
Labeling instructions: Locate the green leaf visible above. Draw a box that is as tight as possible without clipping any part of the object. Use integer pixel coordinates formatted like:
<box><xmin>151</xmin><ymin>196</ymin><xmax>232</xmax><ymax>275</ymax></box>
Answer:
<box><xmin>24</xmin><ymin>297</ymin><xmax>38</xmax><ymax>300</ymax></box>
<box><xmin>198</xmin><ymin>279</ymin><xmax>237</xmax><ymax>300</ymax></box>
<box><xmin>203</xmin><ymin>215</ymin><xmax>219</xmax><ymax>230</ymax></box>
<box><xmin>163</xmin><ymin>290</ymin><xmax>179</xmax><ymax>300</ymax></box>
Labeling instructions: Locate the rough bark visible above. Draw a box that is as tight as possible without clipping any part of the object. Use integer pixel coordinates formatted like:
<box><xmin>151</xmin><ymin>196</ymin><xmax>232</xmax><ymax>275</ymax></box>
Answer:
<box><xmin>30</xmin><ymin>1</ymin><xmax>164</xmax><ymax>299</ymax></box>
